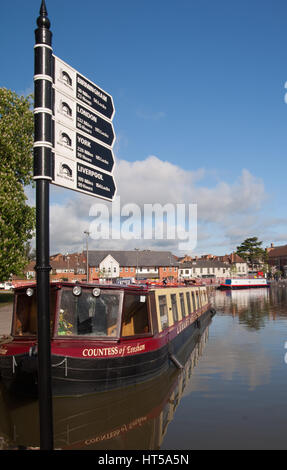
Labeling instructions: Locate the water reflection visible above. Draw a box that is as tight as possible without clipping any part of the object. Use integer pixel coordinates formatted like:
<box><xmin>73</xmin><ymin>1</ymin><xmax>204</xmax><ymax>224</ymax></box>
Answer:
<box><xmin>161</xmin><ymin>286</ymin><xmax>287</xmax><ymax>450</ymax></box>
<box><xmin>212</xmin><ymin>286</ymin><xmax>287</xmax><ymax>330</ymax></box>
<box><xmin>0</xmin><ymin>312</ymin><xmax>214</xmax><ymax>450</ymax></box>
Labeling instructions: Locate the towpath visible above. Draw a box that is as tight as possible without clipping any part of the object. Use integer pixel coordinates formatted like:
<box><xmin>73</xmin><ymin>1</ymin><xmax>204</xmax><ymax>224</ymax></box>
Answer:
<box><xmin>0</xmin><ymin>302</ymin><xmax>12</xmax><ymax>336</ymax></box>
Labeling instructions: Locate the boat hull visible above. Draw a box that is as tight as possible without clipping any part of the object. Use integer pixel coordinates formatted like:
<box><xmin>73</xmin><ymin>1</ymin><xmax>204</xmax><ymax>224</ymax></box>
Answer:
<box><xmin>219</xmin><ymin>284</ymin><xmax>270</xmax><ymax>290</ymax></box>
<box><xmin>0</xmin><ymin>308</ymin><xmax>214</xmax><ymax>397</ymax></box>
<box><xmin>219</xmin><ymin>278</ymin><xmax>270</xmax><ymax>290</ymax></box>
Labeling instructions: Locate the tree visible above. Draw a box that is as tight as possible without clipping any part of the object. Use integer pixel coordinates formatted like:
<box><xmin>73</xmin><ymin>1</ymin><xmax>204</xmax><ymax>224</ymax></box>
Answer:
<box><xmin>0</xmin><ymin>88</ymin><xmax>35</xmax><ymax>280</ymax></box>
<box><xmin>236</xmin><ymin>237</ymin><xmax>267</xmax><ymax>270</ymax></box>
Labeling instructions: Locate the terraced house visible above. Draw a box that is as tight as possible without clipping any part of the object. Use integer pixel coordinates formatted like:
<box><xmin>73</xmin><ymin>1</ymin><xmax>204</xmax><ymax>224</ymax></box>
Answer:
<box><xmin>266</xmin><ymin>243</ymin><xmax>287</xmax><ymax>276</ymax></box>
<box><xmin>88</xmin><ymin>250</ymin><xmax>178</xmax><ymax>282</ymax></box>
<box><xmin>178</xmin><ymin>259</ymin><xmax>231</xmax><ymax>279</ymax></box>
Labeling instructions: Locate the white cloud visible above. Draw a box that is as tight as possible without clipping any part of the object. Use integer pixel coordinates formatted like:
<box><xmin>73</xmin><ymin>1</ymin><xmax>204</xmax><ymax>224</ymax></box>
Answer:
<box><xmin>43</xmin><ymin>155</ymin><xmax>269</xmax><ymax>255</ymax></box>
<box><xmin>49</xmin><ymin>203</ymin><xmax>89</xmax><ymax>254</ymax></box>
<box><xmin>114</xmin><ymin>155</ymin><xmax>205</xmax><ymax>205</ymax></box>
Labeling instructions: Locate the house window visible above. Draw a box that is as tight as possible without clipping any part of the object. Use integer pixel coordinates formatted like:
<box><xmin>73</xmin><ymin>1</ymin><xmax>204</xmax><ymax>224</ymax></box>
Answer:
<box><xmin>125</xmin><ymin>267</ymin><xmax>129</xmax><ymax>272</ymax></box>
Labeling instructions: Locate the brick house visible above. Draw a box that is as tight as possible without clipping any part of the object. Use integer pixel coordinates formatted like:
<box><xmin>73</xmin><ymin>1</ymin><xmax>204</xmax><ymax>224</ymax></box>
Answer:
<box><xmin>50</xmin><ymin>252</ymin><xmax>87</xmax><ymax>281</ymax></box>
<box><xmin>23</xmin><ymin>252</ymin><xmax>87</xmax><ymax>282</ymax></box>
<box><xmin>88</xmin><ymin>250</ymin><xmax>178</xmax><ymax>282</ymax></box>
<box><xmin>266</xmin><ymin>244</ymin><xmax>287</xmax><ymax>276</ymax></box>
<box><xmin>217</xmin><ymin>253</ymin><xmax>248</xmax><ymax>277</ymax></box>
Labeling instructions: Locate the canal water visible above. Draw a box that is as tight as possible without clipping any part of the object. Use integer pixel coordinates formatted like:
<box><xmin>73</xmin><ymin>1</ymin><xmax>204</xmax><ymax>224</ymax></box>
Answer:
<box><xmin>0</xmin><ymin>286</ymin><xmax>286</xmax><ymax>450</ymax></box>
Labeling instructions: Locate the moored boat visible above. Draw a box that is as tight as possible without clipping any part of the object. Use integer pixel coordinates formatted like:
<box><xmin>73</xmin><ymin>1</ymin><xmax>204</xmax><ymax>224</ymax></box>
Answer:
<box><xmin>219</xmin><ymin>278</ymin><xmax>270</xmax><ymax>290</ymax></box>
<box><xmin>0</xmin><ymin>311</ymin><xmax>214</xmax><ymax>450</ymax></box>
<box><xmin>0</xmin><ymin>281</ymin><xmax>215</xmax><ymax>396</ymax></box>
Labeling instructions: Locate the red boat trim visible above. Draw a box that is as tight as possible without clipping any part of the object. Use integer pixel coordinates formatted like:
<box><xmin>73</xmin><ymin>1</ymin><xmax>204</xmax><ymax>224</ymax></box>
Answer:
<box><xmin>0</xmin><ymin>305</ymin><xmax>210</xmax><ymax>360</ymax></box>
<box><xmin>51</xmin><ymin>304</ymin><xmax>210</xmax><ymax>359</ymax></box>
<box><xmin>0</xmin><ymin>340</ymin><xmax>36</xmax><ymax>357</ymax></box>
<box><xmin>220</xmin><ymin>284</ymin><xmax>268</xmax><ymax>287</ymax></box>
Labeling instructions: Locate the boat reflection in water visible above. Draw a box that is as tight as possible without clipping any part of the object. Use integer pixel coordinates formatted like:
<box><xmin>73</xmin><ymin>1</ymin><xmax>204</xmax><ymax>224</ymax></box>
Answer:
<box><xmin>0</xmin><ymin>310</ymin><xmax>214</xmax><ymax>450</ymax></box>
<box><xmin>217</xmin><ymin>287</ymin><xmax>283</xmax><ymax>330</ymax></box>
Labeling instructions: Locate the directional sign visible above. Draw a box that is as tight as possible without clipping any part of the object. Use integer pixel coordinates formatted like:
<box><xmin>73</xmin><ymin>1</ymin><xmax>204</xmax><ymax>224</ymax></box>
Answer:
<box><xmin>53</xmin><ymin>154</ymin><xmax>116</xmax><ymax>201</ymax></box>
<box><xmin>53</xmin><ymin>55</ymin><xmax>115</xmax><ymax>120</ymax></box>
<box><xmin>54</xmin><ymin>89</ymin><xmax>115</xmax><ymax>147</ymax></box>
<box><xmin>51</xmin><ymin>55</ymin><xmax>116</xmax><ymax>200</ymax></box>
<box><xmin>54</xmin><ymin>121</ymin><xmax>115</xmax><ymax>173</ymax></box>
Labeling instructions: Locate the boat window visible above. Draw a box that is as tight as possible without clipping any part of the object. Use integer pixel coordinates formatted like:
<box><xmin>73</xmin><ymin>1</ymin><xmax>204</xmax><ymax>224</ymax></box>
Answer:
<box><xmin>122</xmin><ymin>294</ymin><xmax>150</xmax><ymax>336</ymax></box>
<box><xmin>191</xmin><ymin>291</ymin><xmax>196</xmax><ymax>311</ymax></box>
<box><xmin>57</xmin><ymin>288</ymin><xmax>122</xmax><ymax>337</ymax></box>
<box><xmin>196</xmin><ymin>291</ymin><xmax>200</xmax><ymax>308</ymax></box>
<box><xmin>186</xmin><ymin>292</ymin><xmax>192</xmax><ymax>315</ymax></box>
<box><xmin>170</xmin><ymin>294</ymin><xmax>178</xmax><ymax>323</ymax></box>
<box><xmin>179</xmin><ymin>293</ymin><xmax>186</xmax><ymax>317</ymax></box>
<box><xmin>13</xmin><ymin>289</ymin><xmax>57</xmax><ymax>337</ymax></box>
<box><xmin>158</xmin><ymin>295</ymin><xmax>169</xmax><ymax>330</ymax></box>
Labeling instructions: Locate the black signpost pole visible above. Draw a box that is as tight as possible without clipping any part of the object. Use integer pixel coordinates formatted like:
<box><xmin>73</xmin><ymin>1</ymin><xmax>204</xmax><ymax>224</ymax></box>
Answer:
<box><xmin>34</xmin><ymin>0</ymin><xmax>54</xmax><ymax>450</ymax></box>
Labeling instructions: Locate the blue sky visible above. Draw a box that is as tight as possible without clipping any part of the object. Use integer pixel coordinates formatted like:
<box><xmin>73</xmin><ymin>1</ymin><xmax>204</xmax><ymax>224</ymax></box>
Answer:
<box><xmin>1</xmin><ymin>0</ymin><xmax>287</xmax><ymax>255</ymax></box>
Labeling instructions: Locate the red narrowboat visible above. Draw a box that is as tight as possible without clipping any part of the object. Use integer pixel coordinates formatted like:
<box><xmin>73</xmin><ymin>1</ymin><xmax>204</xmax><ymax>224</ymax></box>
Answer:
<box><xmin>0</xmin><ymin>282</ymin><xmax>215</xmax><ymax>396</ymax></box>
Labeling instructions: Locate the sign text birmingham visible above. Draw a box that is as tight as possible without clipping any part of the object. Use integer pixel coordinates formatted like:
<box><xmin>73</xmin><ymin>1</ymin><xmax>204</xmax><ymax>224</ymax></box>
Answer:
<box><xmin>77</xmin><ymin>74</ymin><xmax>114</xmax><ymax>120</ymax></box>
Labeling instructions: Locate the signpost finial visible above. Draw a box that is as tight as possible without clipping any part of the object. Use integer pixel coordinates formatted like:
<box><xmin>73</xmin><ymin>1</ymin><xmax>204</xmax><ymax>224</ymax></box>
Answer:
<box><xmin>37</xmin><ymin>0</ymin><xmax>50</xmax><ymax>29</ymax></box>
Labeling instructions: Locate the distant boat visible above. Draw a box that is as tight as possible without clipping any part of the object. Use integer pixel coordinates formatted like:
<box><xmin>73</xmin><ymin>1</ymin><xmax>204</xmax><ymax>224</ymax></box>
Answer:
<box><xmin>219</xmin><ymin>278</ymin><xmax>270</xmax><ymax>290</ymax></box>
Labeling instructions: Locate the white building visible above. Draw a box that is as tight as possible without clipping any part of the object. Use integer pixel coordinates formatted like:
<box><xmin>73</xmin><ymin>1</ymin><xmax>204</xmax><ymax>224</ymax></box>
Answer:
<box><xmin>99</xmin><ymin>254</ymin><xmax>120</xmax><ymax>279</ymax></box>
<box><xmin>179</xmin><ymin>260</ymin><xmax>231</xmax><ymax>279</ymax></box>
<box><xmin>217</xmin><ymin>253</ymin><xmax>248</xmax><ymax>277</ymax></box>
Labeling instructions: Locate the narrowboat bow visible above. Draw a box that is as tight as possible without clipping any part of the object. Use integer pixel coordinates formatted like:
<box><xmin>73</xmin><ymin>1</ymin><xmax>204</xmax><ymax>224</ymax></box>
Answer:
<box><xmin>0</xmin><ymin>282</ymin><xmax>215</xmax><ymax>396</ymax></box>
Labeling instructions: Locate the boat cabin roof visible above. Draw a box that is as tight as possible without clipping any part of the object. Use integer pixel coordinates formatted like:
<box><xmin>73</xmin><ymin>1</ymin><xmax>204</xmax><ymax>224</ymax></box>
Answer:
<box><xmin>14</xmin><ymin>281</ymin><xmax>207</xmax><ymax>295</ymax></box>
